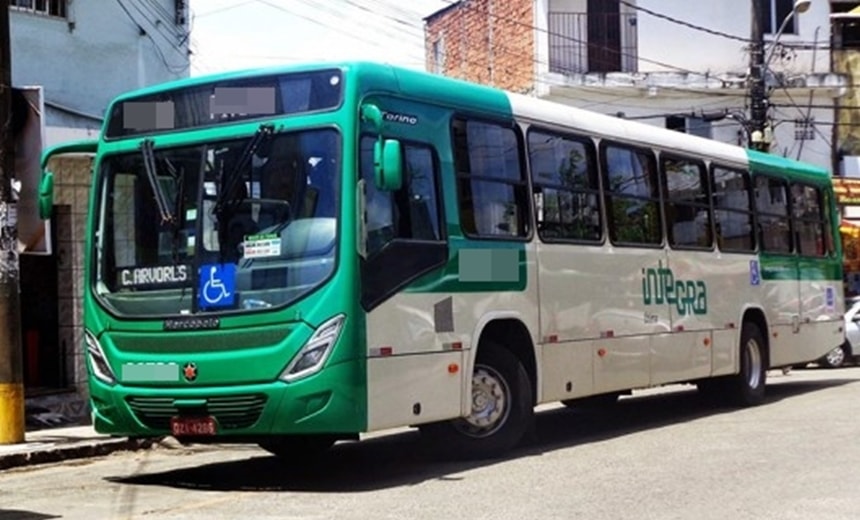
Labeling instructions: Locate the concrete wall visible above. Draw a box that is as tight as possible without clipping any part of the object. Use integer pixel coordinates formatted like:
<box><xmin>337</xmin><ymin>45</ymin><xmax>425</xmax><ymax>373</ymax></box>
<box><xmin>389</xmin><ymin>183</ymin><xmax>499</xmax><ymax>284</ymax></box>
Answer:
<box><xmin>10</xmin><ymin>0</ymin><xmax>190</xmax><ymax>130</ymax></box>
<box><xmin>10</xmin><ymin>1</ymin><xmax>189</xmax><ymax>415</ymax></box>
<box><xmin>635</xmin><ymin>0</ymin><xmax>832</xmax><ymax>76</ymax></box>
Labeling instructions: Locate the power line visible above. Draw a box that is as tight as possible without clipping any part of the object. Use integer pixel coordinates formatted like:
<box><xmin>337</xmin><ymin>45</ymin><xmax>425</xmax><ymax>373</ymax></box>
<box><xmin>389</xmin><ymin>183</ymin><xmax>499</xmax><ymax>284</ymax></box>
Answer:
<box><xmin>113</xmin><ymin>0</ymin><xmax>189</xmax><ymax>74</ymax></box>
<box><xmin>433</xmin><ymin>0</ymin><xmax>722</xmax><ymax>80</ymax></box>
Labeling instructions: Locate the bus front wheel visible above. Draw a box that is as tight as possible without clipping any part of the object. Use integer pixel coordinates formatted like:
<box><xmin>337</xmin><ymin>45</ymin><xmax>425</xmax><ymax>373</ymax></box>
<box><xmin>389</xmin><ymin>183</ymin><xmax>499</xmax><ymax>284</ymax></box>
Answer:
<box><xmin>420</xmin><ymin>342</ymin><xmax>533</xmax><ymax>459</ymax></box>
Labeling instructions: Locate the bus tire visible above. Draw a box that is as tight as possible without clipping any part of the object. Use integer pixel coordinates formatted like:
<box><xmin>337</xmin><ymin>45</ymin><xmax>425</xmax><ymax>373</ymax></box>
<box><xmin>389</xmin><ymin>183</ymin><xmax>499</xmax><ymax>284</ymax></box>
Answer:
<box><xmin>420</xmin><ymin>342</ymin><xmax>533</xmax><ymax>460</ymax></box>
<box><xmin>727</xmin><ymin>322</ymin><xmax>767</xmax><ymax>406</ymax></box>
<box><xmin>258</xmin><ymin>434</ymin><xmax>337</xmax><ymax>462</ymax></box>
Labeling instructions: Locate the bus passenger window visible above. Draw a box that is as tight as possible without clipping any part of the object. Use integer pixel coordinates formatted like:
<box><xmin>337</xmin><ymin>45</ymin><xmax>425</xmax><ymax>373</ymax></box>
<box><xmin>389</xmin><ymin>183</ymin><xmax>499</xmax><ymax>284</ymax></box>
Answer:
<box><xmin>711</xmin><ymin>166</ymin><xmax>755</xmax><ymax>252</ymax></box>
<box><xmin>602</xmin><ymin>144</ymin><xmax>662</xmax><ymax>245</ymax></box>
<box><xmin>662</xmin><ymin>156</ymin><xmax>712</xmax><ymax>249</ymax></box>
<box><xmin>754</xmin><ymin>175</ymin><xmax>792</xmax><ymax>253</ymax></box>
<box><xmin>791</xmin><ymin>183</ymin><xmax>827</xmax><ymax>258</ymax></box>
<box><xmin>453</xmin><ymin>118</ymin><xmax>528</xmax><ymax>238</ymax></box>
<box><xmin>527</xmin><ymin>130</ymin><xmax>601</xmax><ymax>242</ymax></box>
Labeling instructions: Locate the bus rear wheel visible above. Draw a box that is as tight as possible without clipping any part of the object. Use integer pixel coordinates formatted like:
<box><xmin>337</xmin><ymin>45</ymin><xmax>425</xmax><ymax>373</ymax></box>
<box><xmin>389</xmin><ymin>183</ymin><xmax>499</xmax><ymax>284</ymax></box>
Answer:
<box><xmin>258</xmin><ymin>434</ymin><xmax>337</xmax><ymax>462</ymax></box>
<box><xmin>420</xmin><ymin>342</ymin><xmax>533</xmax><ymax>459</ymax></box>
<box><xmin>697</xmin><ymin>322</ymin><xmax>767</xmax><ymax>406</ymax></box>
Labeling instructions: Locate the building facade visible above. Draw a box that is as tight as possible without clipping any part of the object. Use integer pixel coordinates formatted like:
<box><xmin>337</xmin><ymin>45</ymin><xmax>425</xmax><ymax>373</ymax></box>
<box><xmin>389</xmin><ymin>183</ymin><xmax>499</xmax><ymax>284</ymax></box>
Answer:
<box><xmin>424</xmin><ymin>0</ymin><xmax>849</xmax><ymax>172</ymax></box>
<box><xmin>8</xmin><ymin>0</ymin><xmax>190</xmax><ymax>422</ymax></box>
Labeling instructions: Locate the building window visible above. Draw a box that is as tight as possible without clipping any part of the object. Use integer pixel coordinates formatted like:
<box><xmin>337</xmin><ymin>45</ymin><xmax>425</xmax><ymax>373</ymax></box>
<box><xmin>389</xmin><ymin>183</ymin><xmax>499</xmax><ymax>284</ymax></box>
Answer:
<box><xmin>763</xmin><ymin>0</ymin><xmax>797</xmax><ymax>35</ymax></box>
<box><xmin>794</xmin><ymin>117</ymin><xmax>815</xmax><ymax>141</ymax></box>
<box><xmin>432</xmin><ymin>37</ymin><xmax>445</xmax><ymax>74</ymax></box>
<box><xmin>10</xmin><ymin>0</ymin><xmax>67</xmax><ymax>18</ymax></box>
<box><xmin>832</xmin><ymin>3</ymin><xmax>860</xmax><ymax>49</ymax></box>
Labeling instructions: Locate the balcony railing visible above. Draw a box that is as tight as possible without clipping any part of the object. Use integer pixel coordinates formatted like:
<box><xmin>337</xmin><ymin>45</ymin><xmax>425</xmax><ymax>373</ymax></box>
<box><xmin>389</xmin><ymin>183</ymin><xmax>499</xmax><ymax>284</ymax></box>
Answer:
<box><xmin>548</xmin><ymin>12</ymin><xmax>638</xmax><ymax>75</ymax></box>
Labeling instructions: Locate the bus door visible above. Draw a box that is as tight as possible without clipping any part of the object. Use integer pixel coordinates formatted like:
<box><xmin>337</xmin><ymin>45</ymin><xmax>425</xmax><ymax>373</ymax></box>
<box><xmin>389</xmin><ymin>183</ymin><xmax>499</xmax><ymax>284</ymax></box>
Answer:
<box><xmin>753</xmin><ymin>174</ymin><xmax>801</xmax><ymax>366</ymax></box>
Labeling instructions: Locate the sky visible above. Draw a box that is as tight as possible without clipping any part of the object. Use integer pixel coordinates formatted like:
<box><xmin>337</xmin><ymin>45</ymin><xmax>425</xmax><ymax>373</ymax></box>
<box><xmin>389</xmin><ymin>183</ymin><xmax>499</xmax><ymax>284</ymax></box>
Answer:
<box><xmin>188</xmin><ymin>0</ymin><xmax>450</xmax><ymax>77</ymax></box>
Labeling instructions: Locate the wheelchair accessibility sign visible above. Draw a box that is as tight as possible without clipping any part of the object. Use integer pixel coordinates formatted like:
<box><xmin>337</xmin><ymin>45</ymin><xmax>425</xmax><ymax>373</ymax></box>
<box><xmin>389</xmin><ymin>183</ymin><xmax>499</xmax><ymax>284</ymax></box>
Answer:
<box><xmin>199</xmin><ymin>263</ymin><xmax>236</xmax><ymax>308</ymax></box>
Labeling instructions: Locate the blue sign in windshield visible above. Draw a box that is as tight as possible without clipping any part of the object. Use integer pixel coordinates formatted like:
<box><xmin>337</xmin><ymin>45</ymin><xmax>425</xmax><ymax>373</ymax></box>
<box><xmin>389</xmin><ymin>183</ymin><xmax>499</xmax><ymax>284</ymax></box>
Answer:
<box><xmin>199</xmin><ymin>263</ymin><xmax>236</xmax><ymax>309</ymax></box>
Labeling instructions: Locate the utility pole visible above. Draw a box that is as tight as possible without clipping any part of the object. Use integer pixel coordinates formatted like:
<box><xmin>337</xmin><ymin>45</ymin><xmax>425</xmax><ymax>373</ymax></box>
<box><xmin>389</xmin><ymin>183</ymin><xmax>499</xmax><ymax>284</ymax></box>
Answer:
<box><xmin>749</xmin><ymin>0</ymin><xmax>770</xmax><ymax>151</ymax></box>
<box><xmin>0</xmin><ymin>0</ymin><xmax>25</xmax><ymax>445</ymax></box>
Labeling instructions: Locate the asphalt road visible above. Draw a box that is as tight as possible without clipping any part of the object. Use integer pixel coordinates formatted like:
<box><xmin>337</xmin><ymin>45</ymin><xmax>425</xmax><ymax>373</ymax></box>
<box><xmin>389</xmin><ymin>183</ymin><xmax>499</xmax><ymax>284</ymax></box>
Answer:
<box><xmin>2</xmin><ymin>366</ymin><xmax>859</xmax><ymax>520</ymax></box>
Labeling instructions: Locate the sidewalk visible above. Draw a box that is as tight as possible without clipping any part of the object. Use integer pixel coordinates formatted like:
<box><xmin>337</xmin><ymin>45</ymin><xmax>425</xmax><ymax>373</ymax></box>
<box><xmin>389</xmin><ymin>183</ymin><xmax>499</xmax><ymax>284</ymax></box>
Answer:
<box><xmin>0</xmin><ymin>424</ymin><xmax>158</xmax><ymax>471</ymax></box>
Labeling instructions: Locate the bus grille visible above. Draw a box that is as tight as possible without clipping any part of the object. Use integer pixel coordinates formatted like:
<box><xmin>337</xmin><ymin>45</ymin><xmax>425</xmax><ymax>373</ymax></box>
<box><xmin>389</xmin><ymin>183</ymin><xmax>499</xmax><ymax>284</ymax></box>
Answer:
<box><xmin>126</xmin><ymin>394</ymin><xmax>268</xmax><ymax>431</ymax></box>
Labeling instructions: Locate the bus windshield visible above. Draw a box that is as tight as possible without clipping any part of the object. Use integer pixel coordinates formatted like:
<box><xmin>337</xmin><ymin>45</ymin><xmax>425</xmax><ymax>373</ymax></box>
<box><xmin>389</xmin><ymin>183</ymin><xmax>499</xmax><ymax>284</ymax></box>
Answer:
<box><xmin>94</xmin><ymin>128</ymin><xmax>340</xmax><ymax>317</ymax></box>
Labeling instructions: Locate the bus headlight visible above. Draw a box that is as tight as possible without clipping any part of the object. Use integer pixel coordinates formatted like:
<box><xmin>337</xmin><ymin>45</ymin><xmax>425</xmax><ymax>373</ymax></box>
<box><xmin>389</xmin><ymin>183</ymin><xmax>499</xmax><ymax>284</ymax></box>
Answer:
<box><xmin>280</xmin><ymin>314</ymin><xmax>345</xmax><ymax>382</ymax></box>
<box><xmin>85</xmin><ymin>330</ymin><xmax>117</xmax><ymax>385</ymax></box>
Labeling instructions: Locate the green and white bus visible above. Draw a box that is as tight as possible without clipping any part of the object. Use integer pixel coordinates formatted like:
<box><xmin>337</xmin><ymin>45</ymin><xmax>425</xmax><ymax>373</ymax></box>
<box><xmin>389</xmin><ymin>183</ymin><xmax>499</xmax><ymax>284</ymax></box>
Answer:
<box><xmin>39</xmin><ymin>61</ymin><xmax>845</xmax><ymax>459</ymax></box>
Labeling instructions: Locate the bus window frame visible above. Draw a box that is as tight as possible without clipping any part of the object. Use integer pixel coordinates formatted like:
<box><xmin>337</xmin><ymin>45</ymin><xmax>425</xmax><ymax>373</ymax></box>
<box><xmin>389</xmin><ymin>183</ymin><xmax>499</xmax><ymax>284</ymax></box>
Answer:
<box><xmin>598</xmin><ymin>139</ymin><xmax>664</xmax><ymax>249</ymax></box>
<box><xmin>789</xmin><ymin>181</ymin><xmax>829</xmax><ymax>259</ymax></box>
<box><xmin>753</xmin><ymin>172</ymin><xmax>794</xmax><ymax>255</ymax></box>
<box><xmin>709</xmin><ymin>163</ymin><xmax>757</xmax><ymax>254</ymax></box>
<box><xmin>658</xmin><ymin>152</ymin><xmax>715</xmax><ymax>252</ymax></box>
<box><xmin>358</xmin><ymin>133</ymin><xmax>448</xmax><ymax>255</ymax></box>
<box><xmin>525</xmin><ymin>125</ymin><xmax>604</xmax><ymax>246</ymax></box>
<box><xmin>451</xmin><ymin>114</ymin><xmax>532</xmax><ymax>243</ymax></box>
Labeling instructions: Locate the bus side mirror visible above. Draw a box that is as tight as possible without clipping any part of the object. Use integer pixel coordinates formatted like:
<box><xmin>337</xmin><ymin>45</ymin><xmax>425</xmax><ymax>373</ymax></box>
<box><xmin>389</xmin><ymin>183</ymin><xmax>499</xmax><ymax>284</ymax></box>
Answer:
<box><xmin>374</xmin><ymin>139</ymin><xmax>403</xmax><ymax>191</ymax></box>
<box><xmin>360</xmin><ymin>102</ymin><xmax>403</xmax><ymax>192</ymax></box>
<box><xmin>38</xmin><ymin>171</ymin><xmax>54</xmax><ymax>220</ymax></box>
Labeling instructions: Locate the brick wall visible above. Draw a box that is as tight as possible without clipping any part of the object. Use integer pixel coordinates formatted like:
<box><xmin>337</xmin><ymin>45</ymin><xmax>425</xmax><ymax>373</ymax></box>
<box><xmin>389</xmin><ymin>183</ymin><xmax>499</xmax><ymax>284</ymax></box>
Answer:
<box><xmin>425</xmin><ymin>0</ymin><xmax>536</xmax><ymax>94</ymax></box>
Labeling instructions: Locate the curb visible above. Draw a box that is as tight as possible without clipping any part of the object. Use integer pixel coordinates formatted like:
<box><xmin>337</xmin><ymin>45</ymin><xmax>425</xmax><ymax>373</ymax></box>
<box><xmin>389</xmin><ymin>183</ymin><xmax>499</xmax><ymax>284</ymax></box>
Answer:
<box><xmin>0</xmin><ymin>437</ymin><xmax>159</xmax><ymax>471</ymax></box>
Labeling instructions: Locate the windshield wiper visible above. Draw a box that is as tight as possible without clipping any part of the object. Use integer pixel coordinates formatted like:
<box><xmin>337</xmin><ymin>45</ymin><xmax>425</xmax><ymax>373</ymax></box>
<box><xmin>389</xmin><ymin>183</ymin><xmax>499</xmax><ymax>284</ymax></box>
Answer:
<box><xmin>162</xmin><ymin>156</ymin><xmax>186</xmax><ymax>265</ymax></box>
<box><xmin>212</xmin><ymin>123</ymin><xmax>275</xmax><ymax>217</ymax></box>
<box><xmin>140</xmin><ymin>139</ymin><xmax>175</xmax><ymax>224</ymax></box>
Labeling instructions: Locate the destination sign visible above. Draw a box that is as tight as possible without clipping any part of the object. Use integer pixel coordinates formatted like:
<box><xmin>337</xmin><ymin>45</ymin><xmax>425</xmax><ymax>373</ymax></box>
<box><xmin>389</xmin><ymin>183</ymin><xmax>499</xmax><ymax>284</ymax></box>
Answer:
<box><xmin>118</xmin><ymin>265</ymin><xmax>190</xmax><ymax>289</ymax></box>
<box><xmin>105</xmin><ymin>69</ymin><xmax>343</xmax><ymax>139</ymax></box>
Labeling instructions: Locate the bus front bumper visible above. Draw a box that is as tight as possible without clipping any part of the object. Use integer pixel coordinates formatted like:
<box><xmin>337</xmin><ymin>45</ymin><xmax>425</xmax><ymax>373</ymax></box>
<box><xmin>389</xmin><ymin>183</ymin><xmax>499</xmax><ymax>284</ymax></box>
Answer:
<box><xmin>89</xmin><ymin>359</ymin><xmax>366</xmax><ymax>439</ymax></box>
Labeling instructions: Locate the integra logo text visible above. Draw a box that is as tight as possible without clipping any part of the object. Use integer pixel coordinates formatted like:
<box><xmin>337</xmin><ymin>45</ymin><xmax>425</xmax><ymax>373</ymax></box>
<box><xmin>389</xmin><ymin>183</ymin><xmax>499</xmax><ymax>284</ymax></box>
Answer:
<box><xmin>382</xmin><ymin>111</ymin><xmax>418</xmax><ymax>125</ymax></box>
<box><xmin>641</xmin><ymin>261</ymin><xmax>708</xmax><ymax>316</ymax></box>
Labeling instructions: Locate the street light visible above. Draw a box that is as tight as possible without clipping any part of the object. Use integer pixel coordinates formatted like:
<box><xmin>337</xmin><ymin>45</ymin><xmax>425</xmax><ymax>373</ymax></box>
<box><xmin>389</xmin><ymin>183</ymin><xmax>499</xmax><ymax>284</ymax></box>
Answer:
<box><xmin>748</xmin><ymin>0</ymin><xmax>811</xmax><ymax>151</ymax></box>
<box><xmin>764</xmin><ymin>0</ymin><xmax>812</xmax><ymax>67</ymax></box>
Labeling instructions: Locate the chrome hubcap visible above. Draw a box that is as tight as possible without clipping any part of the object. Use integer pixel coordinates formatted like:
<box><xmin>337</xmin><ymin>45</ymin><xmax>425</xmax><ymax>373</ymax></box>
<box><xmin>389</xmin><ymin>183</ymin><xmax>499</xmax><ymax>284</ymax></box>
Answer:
<box><xmin>745</xmin><ymin>337</ymin><xmax>763</xmax><ymax>389</ymax></box>
<box><xmin>826</xmin><ymin>347</ymin><xmax>845</xmax><ymax>367</ymax></box>
<box><xmin>456</xmin><ymin>364</ymin><xmax>510</xmax><ymax>438</ymax></box>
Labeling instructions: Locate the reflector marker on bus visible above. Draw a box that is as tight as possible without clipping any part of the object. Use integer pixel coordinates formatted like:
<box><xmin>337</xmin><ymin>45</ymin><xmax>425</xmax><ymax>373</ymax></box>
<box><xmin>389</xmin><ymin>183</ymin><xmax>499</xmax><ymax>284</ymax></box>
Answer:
<box><xmin>674</xmin><ymin>325</ymin><xmax>685</xmax><ymax>332</ymax></box>
<box><xmin>443</xmin><ymin>341</ymin><xmax>463</xmax><ymax>351</ymax></box>
<box><xmin>370</xmin><ymin>347</ymin><xmax>394</xmax><ymax>357</ymax></box>
<box><xmin>545</xmin><ymin>334</ymin><xmax>559</xmax><ymax>343</ymax></box>
<box><xmin>703</xmin><ymin>338</ymin><xmax>711</xmax><ymax>347</ymax></box>
<box><xmin>597</xmin><ymin>348</ymin><xmax>608</xmax><ymax>357</ymax></box>
<box><xmin>600</xmin><ymin>330</ymin><xmax>614</xmax><ymax>338</ymax></box>
<box><xmin>725</xmin><ymin>323</ymin><xmax>736</xmax><ymax>329</ymax></box>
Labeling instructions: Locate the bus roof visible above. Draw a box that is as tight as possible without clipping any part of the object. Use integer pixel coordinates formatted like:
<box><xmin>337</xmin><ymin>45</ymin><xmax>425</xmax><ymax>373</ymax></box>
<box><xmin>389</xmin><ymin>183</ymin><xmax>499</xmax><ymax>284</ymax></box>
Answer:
<box><xmin>105</xmin><ymin>60</ymin><xmax>835</xmax><ymax>184</ymax></box>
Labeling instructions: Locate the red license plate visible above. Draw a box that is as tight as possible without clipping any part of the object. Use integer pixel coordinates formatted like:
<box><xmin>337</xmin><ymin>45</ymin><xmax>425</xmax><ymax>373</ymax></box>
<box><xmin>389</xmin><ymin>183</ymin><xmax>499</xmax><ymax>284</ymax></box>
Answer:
<box><xmin>170</xmin><ymin>416</ymin><xmax>216</xmax><ymax>437</ymax></box>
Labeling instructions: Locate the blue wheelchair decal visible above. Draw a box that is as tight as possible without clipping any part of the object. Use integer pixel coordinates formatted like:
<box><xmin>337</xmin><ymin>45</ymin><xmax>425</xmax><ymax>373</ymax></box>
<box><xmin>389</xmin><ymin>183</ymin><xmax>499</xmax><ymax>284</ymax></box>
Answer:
<box><xmin>825</xmin><ymin>286</ymin><xmax>835</xmax><ymax>311</ymax></box>
<box><xmin>199</xmin><ymin>263</ymin><xmax>236</xmax><ymax>308</ymax></box>
<box><xmin>749</xmin><ymin>260</ymin><xmax>761</xmax><ymax>286</ymax></box>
